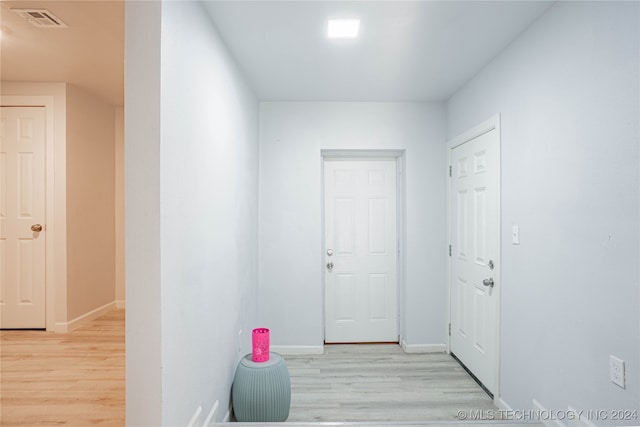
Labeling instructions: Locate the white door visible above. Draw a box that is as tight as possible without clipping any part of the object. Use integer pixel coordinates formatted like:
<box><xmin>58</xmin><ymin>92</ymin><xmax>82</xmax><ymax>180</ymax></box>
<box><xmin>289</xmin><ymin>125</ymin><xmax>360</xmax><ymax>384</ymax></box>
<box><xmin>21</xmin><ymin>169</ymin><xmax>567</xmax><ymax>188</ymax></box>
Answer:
<box><xmin>324</xmin><ymin>159</ymin><xmax>397</xmax><ymax>343</ymax></box>
<box><xmin>449</xmin><ymin>124</ymin><xmax>500</xmax><ymax>395</ymax></box>
<box><xmin>0</xmin><ymin>107</ymin><xmax>46</xmax><ymax>329</ymax></box>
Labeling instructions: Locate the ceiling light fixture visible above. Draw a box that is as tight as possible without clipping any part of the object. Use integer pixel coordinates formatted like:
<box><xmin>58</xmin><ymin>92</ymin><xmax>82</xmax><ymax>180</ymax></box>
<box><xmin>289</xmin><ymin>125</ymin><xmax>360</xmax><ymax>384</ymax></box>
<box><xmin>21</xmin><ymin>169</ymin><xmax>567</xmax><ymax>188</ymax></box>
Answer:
<box><xmin>327</xmin><ymin>19</ymin><xmax>360</xmax><ymax>39</ymax></box>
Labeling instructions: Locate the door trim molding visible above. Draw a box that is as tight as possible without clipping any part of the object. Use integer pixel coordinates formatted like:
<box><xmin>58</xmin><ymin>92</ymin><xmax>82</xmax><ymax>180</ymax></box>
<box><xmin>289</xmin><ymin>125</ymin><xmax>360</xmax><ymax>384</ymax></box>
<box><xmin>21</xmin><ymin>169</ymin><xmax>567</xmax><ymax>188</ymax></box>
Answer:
<box><xmin>320</xmin><ymin>149</ymin><xmax>406</xmax><ymax>345</ymax></box>
<box><xmin>446</xmin><ymin>114</ymin><xmax>502</xmax><ymax>401</ymax></box>
<box><xmin>447</xmin><ymin>115</ymin><xmax>499</xmax><ymax>149</ymax></box>
<box><xmin>2</xmin><ymin>96</ymin><xmax>63</xmax><ymax>331</ymax></box>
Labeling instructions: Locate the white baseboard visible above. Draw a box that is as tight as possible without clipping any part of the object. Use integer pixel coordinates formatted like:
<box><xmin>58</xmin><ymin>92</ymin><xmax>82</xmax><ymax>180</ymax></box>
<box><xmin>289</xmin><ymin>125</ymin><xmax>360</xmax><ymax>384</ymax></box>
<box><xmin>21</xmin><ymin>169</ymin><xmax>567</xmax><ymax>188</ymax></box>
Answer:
<box><xmin>186</xmin><ymin>405</ymin><xmax>202</xmax><ymax>427</ymax></box>
<box><xmin>54</xmin><ymin>301</ymin><xmax>116</xmax><ymax>332</ymax></box>
<box><xmin>115</xmin><ymin>299</ymin><xmax>125</xmax><ymax>309</ymax></box>
<box><xmin>222</xmin><ymin>408</ymin><xmax>231</xmax><ymax>423</ymax></box>
<box><xmin>202</xmin><ymin>400</ymin><xmax>218</xmax><ymax>426</ymax></box>
<box><xmin>534</xmin><ymin>398</ymin><xmax>567</xmax><ymax>427</ymax></box>
<box><xmin>495</xmin><ymin>396</ymin><xmax>513</xmax><ymax>410</ymax></box>
<box><xmin>270</xmin><ymin>345</ymin><xmax>324</xmax><ymax>355</ymax></box>
<box><xmin>400</xmin><ymin>339</ymin><xmax>447</xmax><ymax>354</ymax></box>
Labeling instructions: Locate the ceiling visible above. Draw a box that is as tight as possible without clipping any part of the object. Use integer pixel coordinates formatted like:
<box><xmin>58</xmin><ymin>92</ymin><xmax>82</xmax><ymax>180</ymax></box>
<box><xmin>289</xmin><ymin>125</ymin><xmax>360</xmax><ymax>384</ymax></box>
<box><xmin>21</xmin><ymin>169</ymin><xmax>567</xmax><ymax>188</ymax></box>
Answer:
<box><xmin>0</xmin><ymin>0</ymin><xmax>124</xmax><ymax>106</ymax></box>
<box><xmin>203</xmin><ymin>1</ymin><xmax>554</xmax><ymax>101</ymax></box>
<box><xmin>0</xmin><ymin>1</ymin><xmax>554</xmax><ymax>106</ymax></box>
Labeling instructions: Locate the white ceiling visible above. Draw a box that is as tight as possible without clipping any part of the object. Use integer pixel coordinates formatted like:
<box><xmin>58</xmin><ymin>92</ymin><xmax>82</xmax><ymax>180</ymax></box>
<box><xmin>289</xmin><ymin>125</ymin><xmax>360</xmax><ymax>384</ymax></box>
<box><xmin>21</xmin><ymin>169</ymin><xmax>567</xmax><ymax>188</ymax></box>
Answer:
<box><xmin>0</xmin><ymin>1</ymin><xmax>554</xmax><ymax>105</ymax></box>
<box><xmin>0</xmin><ymin>0</ymin><xmax>124</xmax><ymax>106</ymax></box>
<box><xmin>203</xmin><ymin>1</ymin><xmax>554</xmax><ymax>101</ymax></box>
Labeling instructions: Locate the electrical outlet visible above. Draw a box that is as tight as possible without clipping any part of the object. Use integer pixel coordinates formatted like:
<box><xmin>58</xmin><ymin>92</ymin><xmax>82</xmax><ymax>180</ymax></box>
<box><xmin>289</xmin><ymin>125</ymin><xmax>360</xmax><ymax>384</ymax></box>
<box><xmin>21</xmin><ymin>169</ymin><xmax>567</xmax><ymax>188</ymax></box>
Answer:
<box><xmin>610</xmin><ymin>355</ymin><xmax>625</xmax><ymax>388</ymax></box>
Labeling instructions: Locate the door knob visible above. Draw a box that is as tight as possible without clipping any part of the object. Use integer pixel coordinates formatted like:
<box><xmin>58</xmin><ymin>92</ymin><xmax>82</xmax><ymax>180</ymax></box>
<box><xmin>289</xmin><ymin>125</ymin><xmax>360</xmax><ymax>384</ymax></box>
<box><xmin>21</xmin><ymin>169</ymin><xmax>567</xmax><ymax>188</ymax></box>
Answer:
<box><xmin>31</xmin><ymin>224</ymin><xmax>43</xmax><ymax>232</ymax></box>
<box><xmin>327</xmin><ymin>249</ymin><xmax>334</xmax><ymax>256</ymax></box>
<box><xmin>482</xmin><ymin>278</ymin><xmax>494</xmax><ymax>288</ymax></box>
<box><xmin>326</xmin><ymin>262</ymin><xmax>334</xmax><ymax>271</ymax></box>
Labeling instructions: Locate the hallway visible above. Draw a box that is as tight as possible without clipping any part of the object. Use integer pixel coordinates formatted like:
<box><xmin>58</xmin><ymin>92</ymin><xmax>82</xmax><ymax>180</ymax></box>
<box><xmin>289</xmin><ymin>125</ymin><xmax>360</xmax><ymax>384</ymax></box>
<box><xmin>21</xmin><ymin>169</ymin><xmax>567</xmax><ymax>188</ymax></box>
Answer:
<box><xmin>0</xmin><ymin>310</ymin><xmax>501</xmax><ymax>425</ymax></box>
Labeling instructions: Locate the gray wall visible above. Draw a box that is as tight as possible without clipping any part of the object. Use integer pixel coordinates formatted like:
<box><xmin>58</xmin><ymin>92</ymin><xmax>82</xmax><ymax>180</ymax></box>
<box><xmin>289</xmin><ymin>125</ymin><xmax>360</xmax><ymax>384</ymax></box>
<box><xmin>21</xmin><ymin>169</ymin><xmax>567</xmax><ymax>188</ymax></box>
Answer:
<box><xmin>447</xmin><ymin>1</ymin><xmax>639</xmax><ymax>415</ymax></box>
<box><xmin>126</xmin><ymin>1</ymin><xmax>259</xmax><ymax>424</ymax></box>
<box><xmin>258</xmin><ymin>102</ymin><xmax>447</xmax><ymax>348</ymax></box>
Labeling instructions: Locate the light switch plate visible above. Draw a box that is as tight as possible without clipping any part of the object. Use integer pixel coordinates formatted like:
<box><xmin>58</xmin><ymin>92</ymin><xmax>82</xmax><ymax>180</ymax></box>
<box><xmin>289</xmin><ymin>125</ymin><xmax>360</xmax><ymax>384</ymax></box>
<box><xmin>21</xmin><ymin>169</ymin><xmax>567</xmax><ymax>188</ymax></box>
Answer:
<box><xmin>512</xmin><ymin>225</ymin><xmax>520</xmax><ymax>244</ymax></box>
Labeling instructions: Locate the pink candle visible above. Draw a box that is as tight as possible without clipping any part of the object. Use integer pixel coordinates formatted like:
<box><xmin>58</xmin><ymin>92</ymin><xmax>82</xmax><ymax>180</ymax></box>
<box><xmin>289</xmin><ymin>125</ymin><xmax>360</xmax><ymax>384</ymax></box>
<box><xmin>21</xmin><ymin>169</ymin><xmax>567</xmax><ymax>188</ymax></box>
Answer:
<box><xmin>252</xmin><ymin>328</ymin><xmax>270</xmax><ymax>362</ymax></box>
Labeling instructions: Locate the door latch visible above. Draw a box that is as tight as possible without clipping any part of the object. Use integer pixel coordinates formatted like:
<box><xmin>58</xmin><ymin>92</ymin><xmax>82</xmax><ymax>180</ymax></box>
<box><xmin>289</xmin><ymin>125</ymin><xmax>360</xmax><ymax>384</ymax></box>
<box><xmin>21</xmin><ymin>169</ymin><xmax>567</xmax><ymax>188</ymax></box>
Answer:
<box><xmin>482</xmin><ymin>278</ymin><xmax>494</xmax><ymax>288</ymax></box>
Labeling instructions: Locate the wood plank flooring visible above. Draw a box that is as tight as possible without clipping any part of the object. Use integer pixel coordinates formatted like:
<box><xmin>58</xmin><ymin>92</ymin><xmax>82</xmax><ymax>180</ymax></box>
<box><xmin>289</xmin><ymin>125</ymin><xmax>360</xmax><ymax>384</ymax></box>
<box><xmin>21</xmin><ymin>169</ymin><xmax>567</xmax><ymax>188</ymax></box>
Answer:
<box><xmin>2</xmin><ymin>311</ymin><xmax>522</xmax><ymax>426</ymax></box>
<box><xmin>285</xmin><ymin>344</ymin><xmax>497</xmax><ymax>423</ymax></box>
<box><xmin>0</xmin><ymin>309</ymin><xmax>125</xmax><ymax>426</ymax></box>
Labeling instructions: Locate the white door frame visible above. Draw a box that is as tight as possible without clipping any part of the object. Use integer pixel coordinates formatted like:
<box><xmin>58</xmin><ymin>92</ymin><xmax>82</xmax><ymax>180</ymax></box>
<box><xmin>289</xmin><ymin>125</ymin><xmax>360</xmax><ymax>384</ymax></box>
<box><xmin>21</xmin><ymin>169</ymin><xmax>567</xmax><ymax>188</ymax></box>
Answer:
<box><xmin>321</xmin><ymin>149</ymin><xmax>406</xmax><ymax>345</ymax></box>
<box><xmin>2</xmin><ymin>96</ymin><xmax>60</xmax><ymax>331</ymax></box>
<box><xmin>446</xmin><ymin>114</ymin><xmax>502</xmax><ymax>401</ymax></box>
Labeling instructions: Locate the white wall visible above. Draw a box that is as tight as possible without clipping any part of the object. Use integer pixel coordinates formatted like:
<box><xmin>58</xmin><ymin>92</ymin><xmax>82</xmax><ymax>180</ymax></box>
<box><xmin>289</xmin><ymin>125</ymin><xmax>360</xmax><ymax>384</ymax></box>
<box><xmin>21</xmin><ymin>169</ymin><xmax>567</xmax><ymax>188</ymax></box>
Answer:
<box><xmin>259</xmin><ymin>102</ymin><xmax>446</xmax><ymax>348</ymax></box>
<box><xmin>160</xmin><ymin>1</ymin><xmax>259</xmax><ymax>424</ymax></box>
<box><xmin>126</xmin><ymin>1</ymin><xmax>259</xmax><ymax>425</ymax></box>
<box><xmin>447</xmin><ymin>1</ymin><xmax>639</xmax><ymax>416</ymax></box>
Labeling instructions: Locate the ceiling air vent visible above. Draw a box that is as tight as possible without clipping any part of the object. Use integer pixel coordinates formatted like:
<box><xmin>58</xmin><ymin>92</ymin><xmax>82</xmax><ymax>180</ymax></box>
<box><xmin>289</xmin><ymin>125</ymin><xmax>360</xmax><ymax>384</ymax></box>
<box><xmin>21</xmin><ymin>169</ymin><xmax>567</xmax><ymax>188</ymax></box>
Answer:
<box><xmin>11</xmin><ymin>9</ymin><xmax>68</xmax><ymax>28</ymax></box>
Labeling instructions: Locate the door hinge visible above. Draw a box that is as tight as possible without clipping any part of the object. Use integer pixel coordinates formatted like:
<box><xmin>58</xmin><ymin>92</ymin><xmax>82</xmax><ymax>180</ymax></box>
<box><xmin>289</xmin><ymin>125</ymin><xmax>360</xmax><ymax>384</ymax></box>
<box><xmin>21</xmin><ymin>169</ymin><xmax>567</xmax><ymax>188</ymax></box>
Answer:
<box><xmin>448</xmin><ymin>323</ymin><xmax>451</xmax><ymax>336</ymax></box>
<box><xmin>449</xmin><ymin>165</ymin><xmax>452</xmax><ymax>177</ymax></box>
<box><xmin>449</xmin><ymin>244</ymin><xmax>452</xmax><ymax>256</ymax></box>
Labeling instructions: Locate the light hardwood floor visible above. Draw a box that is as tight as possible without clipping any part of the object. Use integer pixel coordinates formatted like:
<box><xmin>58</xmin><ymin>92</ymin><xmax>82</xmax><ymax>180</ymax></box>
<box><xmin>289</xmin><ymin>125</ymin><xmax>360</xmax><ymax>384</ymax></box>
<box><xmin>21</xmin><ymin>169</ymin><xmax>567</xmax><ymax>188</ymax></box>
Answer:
<box><xmin>285</xmin><ymin>344</ymin><xmax>497</xmax><ymax>423</ymax></box>
<box><xmin>0</xmin><ymin>309</ymin><xmax>125</xmax><ymax>426</ymax></box>
<box><xmin>2</xmin><ymin>311</ymin><xmax>518</xmax><ymax>426</ymax></box>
